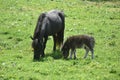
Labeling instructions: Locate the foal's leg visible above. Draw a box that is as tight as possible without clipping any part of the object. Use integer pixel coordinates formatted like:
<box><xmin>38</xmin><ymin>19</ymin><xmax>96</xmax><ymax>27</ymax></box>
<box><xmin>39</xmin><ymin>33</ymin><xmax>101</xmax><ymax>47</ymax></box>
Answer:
<box><xmin>73</xmin><ymin>49</ymin><xmax>76</xmax><ymax>59</ymax></box>
<box><xmin>90</xmin><ymin>42</ymin><xmax>94</xmax><ymax>59</ymax></box>
<box><xmin>90</xmin><ymin>49</ymin><xmax>94</xmax><ymax>59</ymax></box>
<box><xmin>84</xmin><ymin>47</ymin><xmax>89</xmax><ymax>59</ymax></box>
<box><xmin>70</xmin><ymin>49</ymin><xmax>76</xmax><ymax>59</ymax></box>
<box><xmin>70</xmin><ymin>49</ymin><xmax>74</xmax><ymax>59</ymax></box>
<box><xmin>41</xmin><ymin>36</ymin><xmax>48</xmax><ymax>57</ymax></box>
<box><xmin>88</xmin><ymin>42</ymin><xmax>94</xmax><ymax>59</ymax></box>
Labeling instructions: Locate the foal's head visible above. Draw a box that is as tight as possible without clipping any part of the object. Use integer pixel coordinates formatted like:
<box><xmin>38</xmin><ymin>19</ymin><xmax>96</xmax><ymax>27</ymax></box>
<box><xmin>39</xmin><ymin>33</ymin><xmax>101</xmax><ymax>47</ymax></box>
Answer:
<box><xmin>31</xmin><ymin>38</ymin><xmax>43</xmax><ymax>60</ymax></box>
<box><xmin>61</xmin><ymin>43</ymin><xmax>69</xmax><ymax>59</ymax></box>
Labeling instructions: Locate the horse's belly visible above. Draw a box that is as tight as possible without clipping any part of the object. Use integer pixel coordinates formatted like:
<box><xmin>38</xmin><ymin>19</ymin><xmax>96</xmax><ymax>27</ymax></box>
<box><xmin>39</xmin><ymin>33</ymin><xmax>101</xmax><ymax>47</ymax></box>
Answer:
<box><xmin>47</xmin><ymin>28</ymin><xmax>62</xmax><ymax>35</ymax></box>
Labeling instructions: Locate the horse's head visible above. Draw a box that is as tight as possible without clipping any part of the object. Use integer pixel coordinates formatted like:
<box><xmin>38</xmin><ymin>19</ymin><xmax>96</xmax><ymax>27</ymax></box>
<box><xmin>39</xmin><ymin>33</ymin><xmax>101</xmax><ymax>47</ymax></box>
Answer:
<box><xmin>61</xmin><ymin>44</ymin><xmax>69</xmax><ymax>59</ymax></box>
<box><xmin>31</xmin><ymin>38</ymin><xmax>43</xmax><ymax>60</ymax></box>
<box><xmin>31</xmin><ymin>13</ymin><xmax>46</xmax><ymax>60</ymax></box>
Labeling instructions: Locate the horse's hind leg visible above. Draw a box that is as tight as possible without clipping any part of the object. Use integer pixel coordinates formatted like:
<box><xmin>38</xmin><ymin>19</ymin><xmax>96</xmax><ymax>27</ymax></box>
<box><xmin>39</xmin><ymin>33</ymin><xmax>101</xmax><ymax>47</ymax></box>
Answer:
<box><xmin>84</xmin><ymin>46</ymin><xmax>89</xmax><ymax>59</ymax></box>
<box><xmin>53</xmin><ymin>35</ymin><xmax>57</xmax><ymax>51</ymax></box>
<box><xmin>57</xmin><ymin>30</ymin><xmax>64</xmax><ymax>48</ymax></box>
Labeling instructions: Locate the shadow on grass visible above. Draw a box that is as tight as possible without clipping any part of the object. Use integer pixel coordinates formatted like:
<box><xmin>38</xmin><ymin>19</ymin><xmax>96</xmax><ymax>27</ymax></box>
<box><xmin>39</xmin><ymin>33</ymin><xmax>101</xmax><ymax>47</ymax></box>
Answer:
<box><xmin>45</xmin><ymin>50</ymin><xmax>62</xmax><ymax>59</ymax></box>
<box><xmin>33</xmin><ymin>50</ymin><xmax>62</xmax><ymax>62</ymax></box>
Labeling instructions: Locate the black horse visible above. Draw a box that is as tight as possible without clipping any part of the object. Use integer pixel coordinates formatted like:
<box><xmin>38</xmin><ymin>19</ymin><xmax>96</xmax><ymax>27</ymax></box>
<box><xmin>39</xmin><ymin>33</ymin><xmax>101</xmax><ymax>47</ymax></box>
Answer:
<box><xmin>31</xmin><ymin>10</ymin><xmax>65</xmax><ymax>60</ymax></box>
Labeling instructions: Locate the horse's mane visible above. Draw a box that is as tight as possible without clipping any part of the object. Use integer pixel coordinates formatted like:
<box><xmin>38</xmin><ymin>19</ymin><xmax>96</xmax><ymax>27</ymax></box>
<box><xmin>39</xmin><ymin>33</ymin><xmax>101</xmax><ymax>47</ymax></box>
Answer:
<box><xmin>33</xmin><ymin>13</ymin><xmax>46</xmax><ymax>39</ymax></box>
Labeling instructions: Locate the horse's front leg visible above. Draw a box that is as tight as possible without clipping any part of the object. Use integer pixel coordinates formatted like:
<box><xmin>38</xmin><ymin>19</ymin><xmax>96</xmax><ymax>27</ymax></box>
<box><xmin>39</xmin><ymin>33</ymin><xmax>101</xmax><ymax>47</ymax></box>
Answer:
<box><xmin>41</xmin><ymin>36</ymin><xmax>48</xmax><ymax>57</ymax></box>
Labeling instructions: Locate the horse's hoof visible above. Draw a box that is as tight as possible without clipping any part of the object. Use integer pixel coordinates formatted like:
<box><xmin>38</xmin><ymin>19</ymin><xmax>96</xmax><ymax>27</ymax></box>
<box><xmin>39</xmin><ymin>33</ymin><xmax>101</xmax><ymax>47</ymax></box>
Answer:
<box><xmin>74</xmin><ymin>57</ymin><xmax>76</xmax><ymax>59</ymax></box>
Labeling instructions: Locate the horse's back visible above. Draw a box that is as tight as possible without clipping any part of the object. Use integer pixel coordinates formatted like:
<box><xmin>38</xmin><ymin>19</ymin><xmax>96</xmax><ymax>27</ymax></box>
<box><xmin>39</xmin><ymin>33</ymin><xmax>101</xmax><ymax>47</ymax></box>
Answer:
<box><xmin>43</xmin><ymin>10</ymin><xmax>64</xmax><ymax>35</ymax></box>
<box><xmin>47</xmin><ymin>10</ymin><xmax>64</xmax><ymax>24</ymax></box>
<box><xmin>47</xmin><ymin>10</ymin><xmax>63</xmax><ymax>15</ymax></box>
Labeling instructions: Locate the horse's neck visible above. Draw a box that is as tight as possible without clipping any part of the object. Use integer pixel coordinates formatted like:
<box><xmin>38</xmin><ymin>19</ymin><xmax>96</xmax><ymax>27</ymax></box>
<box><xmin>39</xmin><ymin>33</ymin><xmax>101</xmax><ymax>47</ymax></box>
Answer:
<box><xmin>39</xmin><ymin>23</ymin><xmax>46</xmax><ymax>40</ymax></box>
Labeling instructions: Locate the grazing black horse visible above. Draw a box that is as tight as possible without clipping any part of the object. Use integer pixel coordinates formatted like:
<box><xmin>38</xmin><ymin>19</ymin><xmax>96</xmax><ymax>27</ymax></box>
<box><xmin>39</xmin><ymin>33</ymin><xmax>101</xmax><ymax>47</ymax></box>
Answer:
<box><xmin>31</xmin><ymin>10</ymin><xmax>65</xmax><ymax>60</ymax></box>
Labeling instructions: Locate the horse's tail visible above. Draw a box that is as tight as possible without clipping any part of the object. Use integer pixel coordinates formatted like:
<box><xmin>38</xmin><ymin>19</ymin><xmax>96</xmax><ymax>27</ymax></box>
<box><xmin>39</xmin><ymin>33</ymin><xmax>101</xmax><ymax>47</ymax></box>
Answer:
<box><xmin>56</xmin><ymin>12</ymin><xmax>65</xmax><ymax>48</ymax></box>
<box><xmin>58</xmin><ymin>12</ymin><xmax>65</xmax><ymax>30</ymax></box>
<box><xmin>55</xmin><ymin>32</ymin><xmax>63</xmax><ymax>49</ymax></box>
<box><xmin>33</xmin><ymin>13</ymin><xmax>46</xmax><ymax>39</ymax></box>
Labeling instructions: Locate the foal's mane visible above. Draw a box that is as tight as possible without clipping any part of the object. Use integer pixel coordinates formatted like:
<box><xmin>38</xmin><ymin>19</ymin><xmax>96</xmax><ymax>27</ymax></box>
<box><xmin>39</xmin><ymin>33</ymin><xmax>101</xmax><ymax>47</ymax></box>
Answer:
<box><xmin>33</xmin><ymin>13</ymin><xmax>46</xmax><ymax>39</ymax></box>
<box><xmin>62</xmin><ymin>36</ymin><xmax>79</xmax><ymax>49</ymax></box>
<box><xmin>62</xmin><ymin>37</ymin><xmax>71</xmax><ymax>49</ymax></box>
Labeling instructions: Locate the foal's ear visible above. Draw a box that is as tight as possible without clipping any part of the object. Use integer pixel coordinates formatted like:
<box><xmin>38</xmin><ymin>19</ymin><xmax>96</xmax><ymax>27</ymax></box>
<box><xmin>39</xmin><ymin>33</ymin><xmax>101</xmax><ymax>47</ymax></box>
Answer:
<box><xmin>30</xmin><ymin>36</ymin><xmax>34</xmax><ymax>40</ymax></box>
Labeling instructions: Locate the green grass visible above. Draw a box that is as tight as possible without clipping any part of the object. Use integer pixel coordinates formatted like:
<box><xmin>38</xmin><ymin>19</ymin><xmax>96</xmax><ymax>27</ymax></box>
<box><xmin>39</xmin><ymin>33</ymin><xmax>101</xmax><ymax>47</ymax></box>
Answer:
<box><xmin>0</xmin><ymin>0</ymin><xmax>120</xmax><ymax>80</ymax></box>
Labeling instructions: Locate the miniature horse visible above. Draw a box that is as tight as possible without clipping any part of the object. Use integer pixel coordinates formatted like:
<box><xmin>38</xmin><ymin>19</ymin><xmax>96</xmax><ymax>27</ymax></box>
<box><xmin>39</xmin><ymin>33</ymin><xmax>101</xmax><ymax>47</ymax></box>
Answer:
<box><xmin>31</xmin><ymin>10</ymin><xmax>65</xmax><ymax>60</ymax></box>
<box><xmin>61</xmin><ymin>35</ymin><xmax>95</xmax><ymax>59</ymax></box>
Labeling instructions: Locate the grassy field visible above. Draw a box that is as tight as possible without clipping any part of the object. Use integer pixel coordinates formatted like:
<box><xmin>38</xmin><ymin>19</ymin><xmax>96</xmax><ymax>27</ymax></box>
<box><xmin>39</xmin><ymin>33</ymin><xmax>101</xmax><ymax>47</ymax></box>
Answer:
<box><xmin>0</xmin><ymin>0</ymin><xmax>120</xmax><ymax>80</ymax></box>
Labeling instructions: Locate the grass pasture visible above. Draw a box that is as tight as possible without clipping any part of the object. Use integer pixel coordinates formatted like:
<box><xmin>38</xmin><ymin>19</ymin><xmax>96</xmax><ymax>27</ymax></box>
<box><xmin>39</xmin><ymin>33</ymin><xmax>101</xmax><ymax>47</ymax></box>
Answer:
<box><xmin>0</xmin><ymin>0</ymin><xmax>120</xmax><ymax>80</ymax></box>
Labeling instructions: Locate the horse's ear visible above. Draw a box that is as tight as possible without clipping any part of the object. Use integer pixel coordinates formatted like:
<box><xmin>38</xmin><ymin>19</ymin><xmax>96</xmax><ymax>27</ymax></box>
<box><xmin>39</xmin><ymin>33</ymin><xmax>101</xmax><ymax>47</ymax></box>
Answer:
<box><xmin>30</xmin><ymin>36</ymin><xmax>34</xmax><ymax>40</ymax></box>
